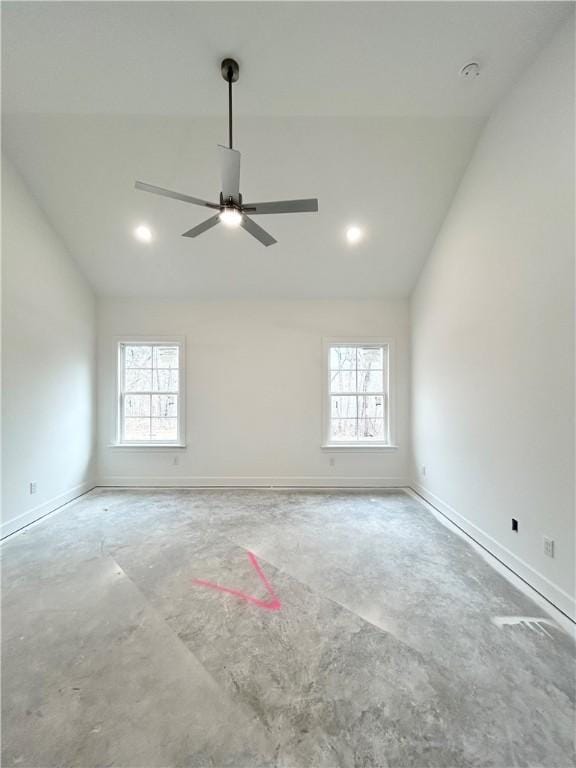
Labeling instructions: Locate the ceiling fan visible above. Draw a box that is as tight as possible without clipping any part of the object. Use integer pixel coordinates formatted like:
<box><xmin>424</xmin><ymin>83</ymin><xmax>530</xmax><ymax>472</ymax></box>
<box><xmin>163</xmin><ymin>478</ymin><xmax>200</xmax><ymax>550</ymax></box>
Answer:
<box><xmin>135</xmin><ymin>58</ymin><xmax>319</xmax><ymax>247</ymax></box>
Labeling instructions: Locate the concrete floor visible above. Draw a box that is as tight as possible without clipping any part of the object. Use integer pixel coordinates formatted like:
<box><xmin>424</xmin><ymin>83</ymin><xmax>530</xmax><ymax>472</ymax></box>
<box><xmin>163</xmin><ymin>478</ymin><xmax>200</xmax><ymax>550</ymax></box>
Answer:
<box><xmin>2</xmin><ymin>488</ymin><xmax>575</xmax><ymax>767</ymax></box>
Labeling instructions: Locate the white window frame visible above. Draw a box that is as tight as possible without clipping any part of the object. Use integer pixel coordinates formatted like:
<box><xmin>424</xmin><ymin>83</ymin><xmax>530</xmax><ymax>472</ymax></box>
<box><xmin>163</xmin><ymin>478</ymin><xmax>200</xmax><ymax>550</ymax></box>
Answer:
<box><xmin>322</xmin><ymin>337</ymin><xmax>397</xmax><ymax>450</ymax></box>
<box><xmin>114</xmin><ymin>337</ymin><xmax>186</xmax><ymax>447</ymax></box>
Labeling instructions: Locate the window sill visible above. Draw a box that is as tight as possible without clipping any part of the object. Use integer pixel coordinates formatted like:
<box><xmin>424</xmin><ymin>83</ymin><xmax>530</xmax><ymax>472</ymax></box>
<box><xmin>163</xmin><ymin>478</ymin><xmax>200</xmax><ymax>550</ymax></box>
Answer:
<box><xmin>321</xmin><ymin>443</ymin><xmax>399</xmax><ymax>451</ymax></box>
<box><xmin>108</xmin><ymin>443</ymin><xmax>187</xmax><ymax>449</ymax></box>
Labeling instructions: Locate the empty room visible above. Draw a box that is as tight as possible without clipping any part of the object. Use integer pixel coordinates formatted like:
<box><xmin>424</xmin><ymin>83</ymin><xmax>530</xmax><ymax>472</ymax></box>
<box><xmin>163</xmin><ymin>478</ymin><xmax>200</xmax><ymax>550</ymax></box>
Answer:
<box><xmin>1</xmin><ymin>1</ymin><xmax>575</xmax><ymax>766</ymax></box>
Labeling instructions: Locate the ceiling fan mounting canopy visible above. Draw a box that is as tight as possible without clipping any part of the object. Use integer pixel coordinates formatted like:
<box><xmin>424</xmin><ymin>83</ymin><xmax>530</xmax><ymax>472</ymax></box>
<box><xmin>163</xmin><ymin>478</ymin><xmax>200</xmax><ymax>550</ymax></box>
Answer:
<box><xmin>221</xmin><ymin>57</ymin><xmax>239</xmax><ymax>83</ymax></box>
<box><xmin>134</xmin><ymin>56</ymin><xmax>318</xmax><ymax>247</ymax></box>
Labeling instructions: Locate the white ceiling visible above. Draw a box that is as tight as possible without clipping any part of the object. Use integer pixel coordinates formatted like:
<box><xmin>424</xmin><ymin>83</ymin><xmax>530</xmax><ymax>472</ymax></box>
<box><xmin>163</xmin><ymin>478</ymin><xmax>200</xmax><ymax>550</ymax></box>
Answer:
<box><xmin>3</xmin><ymin>1</ymin><xmax>571</xmax><ymax>117</ymax></box>
<box><xmin>2</xmin><ymin>2</ymin><xmax>571</xmax><ymax>299</ymax></box>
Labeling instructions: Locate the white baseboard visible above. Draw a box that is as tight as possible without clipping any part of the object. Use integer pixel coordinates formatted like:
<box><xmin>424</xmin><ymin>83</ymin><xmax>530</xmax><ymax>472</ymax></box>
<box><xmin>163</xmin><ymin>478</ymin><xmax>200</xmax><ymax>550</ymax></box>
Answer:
<box><xmin>1</xmin><ymin>481</ymin><xmax>96</xmax><ymax>539</ymax></box>
<box><xmin>408</xmin><ymin>484</ymin><xmax>575</xmax><ymax>623</ymax></box>
<box><xmin>97</xmin><ymin>476</ymin><xmax>409</xmax><ymax>489</ymax></box>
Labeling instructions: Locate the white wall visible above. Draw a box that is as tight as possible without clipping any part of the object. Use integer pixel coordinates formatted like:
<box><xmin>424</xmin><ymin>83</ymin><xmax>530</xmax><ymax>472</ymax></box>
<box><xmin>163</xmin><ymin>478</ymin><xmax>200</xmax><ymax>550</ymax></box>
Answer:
<box><xmin>411</xmin><ymin>18</ymin><xmax>575</xmax><ymax>618</ymax></box>
<box><xmin>1</xmin><ymin>156</ymin><xmax>97</xmax><ymax>536</ymax></box>
<box><xmin>98</xmin><ymin>299</ymin><xmax>410</xmax><ymax>487</ymax></box>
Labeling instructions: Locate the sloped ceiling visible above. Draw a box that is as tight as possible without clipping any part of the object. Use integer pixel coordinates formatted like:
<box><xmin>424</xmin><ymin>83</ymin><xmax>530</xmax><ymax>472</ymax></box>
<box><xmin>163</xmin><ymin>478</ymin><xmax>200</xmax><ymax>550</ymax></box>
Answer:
<box><xmin>2</xmin><ymin>1</ymin><xmax>571</xmax><ymax>298</ymax></box>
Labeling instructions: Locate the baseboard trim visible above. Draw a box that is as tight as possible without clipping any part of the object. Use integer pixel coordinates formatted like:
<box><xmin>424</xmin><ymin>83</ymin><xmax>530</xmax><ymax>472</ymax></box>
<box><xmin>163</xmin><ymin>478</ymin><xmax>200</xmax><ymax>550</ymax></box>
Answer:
<box><xmin>97</xmin><ymin>476</ymin><xmax>409</xmax><ymax>489</ymax></box>
<box><xmin>1</xmin><ymin>481</ymin><xmax>96</xmax><ymax>539</ymax></box>
<box><xmin>407</xmin><ymin>484</ymin><xmax>575</xmax><ymax>624</ymax></box>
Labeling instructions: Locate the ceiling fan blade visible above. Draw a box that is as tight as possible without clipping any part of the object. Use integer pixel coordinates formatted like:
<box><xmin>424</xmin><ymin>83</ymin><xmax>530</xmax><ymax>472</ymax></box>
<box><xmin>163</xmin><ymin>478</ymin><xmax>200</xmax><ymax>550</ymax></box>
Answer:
<box><xmin>135</xmin><ymin>181</ymin><xmax>219</xmax><ymax>209</ymax></box>
<box><xmin>240</xmin><ymin>215</ymin><xmax>277</xmax><ymax>247</ymax></box>
<box><xmin>243</xmin><ymin>198</ymin><xmax>318</xmax><ymax>215</ymax></box>
<box><xmin>217</xmin><ymin>145</ymin><xmax>241</xmax><ymax>202</ymax></box>
<box><xmin>181</xmin><ymin>214</ymin><xmax>221</xmax><ymax>238</ymax></box>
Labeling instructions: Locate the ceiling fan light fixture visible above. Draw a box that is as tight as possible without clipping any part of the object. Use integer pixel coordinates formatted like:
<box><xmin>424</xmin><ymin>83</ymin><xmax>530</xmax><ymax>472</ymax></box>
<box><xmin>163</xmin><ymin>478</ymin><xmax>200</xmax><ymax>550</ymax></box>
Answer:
<box><xmin>219</xmin><ymin>207</ymin><xmax>243</xmax><ymax>228</ymax></box>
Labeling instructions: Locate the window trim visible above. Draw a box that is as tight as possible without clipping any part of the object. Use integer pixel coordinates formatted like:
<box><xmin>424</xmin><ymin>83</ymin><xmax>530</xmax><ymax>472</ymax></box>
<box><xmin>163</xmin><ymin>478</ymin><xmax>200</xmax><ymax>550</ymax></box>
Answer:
<box><xmin>321</xmin><ymin>337</ymin><xmax>396</xmax><ymax>450</ymax></box>
<box><xmin>113</xmin><ymin>336</ymin><xmax>186</xmax><ymax>448</ymax></box>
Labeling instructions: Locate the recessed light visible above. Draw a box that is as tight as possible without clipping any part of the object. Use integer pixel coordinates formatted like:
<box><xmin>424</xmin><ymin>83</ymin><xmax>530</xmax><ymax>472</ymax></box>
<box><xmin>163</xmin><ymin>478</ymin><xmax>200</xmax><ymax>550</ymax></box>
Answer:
<box><xmin>346</xmin><ymin>226</ymin><xmax>363</xmax><ymax>245</ymax></box>
<box><xmin>134</xmin><ymin>224</ymin><xmax>153</xmax><ymax>243</ymax></box>
<box><xmin>219</xmin><ymin>207</ymin><xmax>243</xmax><ymax>228</ymax></box>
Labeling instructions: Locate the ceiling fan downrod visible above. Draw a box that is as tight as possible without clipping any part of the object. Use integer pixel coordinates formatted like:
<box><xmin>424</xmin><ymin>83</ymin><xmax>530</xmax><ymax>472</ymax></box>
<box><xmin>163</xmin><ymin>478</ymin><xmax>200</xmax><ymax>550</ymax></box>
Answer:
<box><xmin>221</xmin><ymin>58</ymin><xmax>239</xmax><ymax>150</ymax></box>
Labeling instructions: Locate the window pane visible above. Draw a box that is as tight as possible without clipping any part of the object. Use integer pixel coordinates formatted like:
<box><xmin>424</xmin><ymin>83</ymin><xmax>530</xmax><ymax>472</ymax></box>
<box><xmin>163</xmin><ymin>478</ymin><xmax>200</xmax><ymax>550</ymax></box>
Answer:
<box><xmin>154</xmin><ymin>346</ymin><xmax>179</xmax><ymax>369</ymax></box>
<box><xmin>330</xmin><ymin>369</ymin><xmax>356</xmax><ymax>393</ymax></box>
<box><xmin>120</xmin><ymin>341</ymin><xmax>183</xmax><ymax>444</ymax></box>
<box><xmin>153</xmin><ymin>369</ymin><xmax>179</xmax><ymax>392</ymax></box>
<box><xmin>124</xmin><ymin>394</ymin><xmax>150</xmax><ymax>417</ymax></box>
<box><xmin>151</xmin><ymin>418</ymin><xmax>178</xmax><ymax>441</ymax></box>
<box><xmin>358</xmin><ymin>418</ymin><xmax>386</xmax><ymax>441</ymax></box>
<box><xmin>330</xmin><ymin>347</ymin><xmax>356</xmax><ymax>370</ymax></box>
<box><xmin>331</xmin><ymin>396</ymin><xmax>357</xmax><ymax>419</ymax></box>
<box><xmin>358</xmin><ymin>395</ymin><xmax>385</xmax><ymax>419</ymax></box>
<box><xmin>357</xmin><ymin>346</ymin><xmax>384</xmax><ymax>369</ymax></box>
<box><xmin>357</xmin><ymin>368</ymin><xmax>384</xmax><ymax>393</ymax></box>
<box><xmin>151</xmin><ymin>394</ymin><xmax>178</xmax><ymax>418</ymax></box>
<box><xmin>125</xmin><ymin>345</ymin><xmax>152</xmax><ymax>368</ymax></box>
<box><xmin>125</xmin><ymin>369</ymin><xmax>152</xmax><ymax>392</ymax></box>
<box><xmin>124</xmin><ymin>417</ymin><xmax>151</xmax><ymax>441</ymax></box>
<box><xmin>330</xmin><ymin>418</ymin><xmax>357</xmax><ymax>441</ymax></box>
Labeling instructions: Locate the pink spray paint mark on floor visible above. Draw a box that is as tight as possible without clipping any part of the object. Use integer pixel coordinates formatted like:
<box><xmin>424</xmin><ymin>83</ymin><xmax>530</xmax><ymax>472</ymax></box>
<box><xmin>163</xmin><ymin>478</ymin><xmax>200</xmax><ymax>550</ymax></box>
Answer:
<box><xmin>192</xmin><ymin>550</ymin><xmax>281</xmax><ymax>612</ymax></box>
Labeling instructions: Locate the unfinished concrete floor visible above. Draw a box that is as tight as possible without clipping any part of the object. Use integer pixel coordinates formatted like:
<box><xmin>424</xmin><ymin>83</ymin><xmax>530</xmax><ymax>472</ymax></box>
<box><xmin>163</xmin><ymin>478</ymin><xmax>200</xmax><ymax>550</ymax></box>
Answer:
<box><xmin>2</xmin><ymin>489</ymin><xmax>575</xmax><ymax>767</ymax></box>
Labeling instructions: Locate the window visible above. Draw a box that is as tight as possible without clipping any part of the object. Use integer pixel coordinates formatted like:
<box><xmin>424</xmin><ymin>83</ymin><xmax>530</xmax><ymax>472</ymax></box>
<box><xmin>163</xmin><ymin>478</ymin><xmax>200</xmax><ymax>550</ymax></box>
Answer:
<box><xmin>325</xmin><ymin>341</ymin><xmax>390</xmax><ymax>446</ymax></box>
<box><xmin>117</xmin><ymin>341</ymin><xmax>184</xmax><ymax>445</ymax></box>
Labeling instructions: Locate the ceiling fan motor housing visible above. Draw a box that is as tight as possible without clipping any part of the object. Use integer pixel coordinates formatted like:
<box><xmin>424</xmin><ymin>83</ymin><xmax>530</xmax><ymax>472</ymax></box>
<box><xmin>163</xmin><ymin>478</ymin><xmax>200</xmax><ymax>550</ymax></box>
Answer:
<box><xmin>220</xmin><ymin>191</ymin><xmax>243</xmax><ymax>210</ymax></box>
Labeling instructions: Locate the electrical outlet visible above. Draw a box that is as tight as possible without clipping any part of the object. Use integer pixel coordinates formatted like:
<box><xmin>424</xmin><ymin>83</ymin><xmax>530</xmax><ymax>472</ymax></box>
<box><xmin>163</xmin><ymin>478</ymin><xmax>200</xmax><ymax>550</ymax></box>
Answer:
<box><xmin>172</xmin><ymin>455</ymin><xmax>180</xmax><ymax>466</ymax></box>
<box><xmin>544</xmin><ymin>537</ymin><xmax>555</xmax><ymax>558</ymax></box>
<box><xmin>29</xmin><ymin>482</ymin><xmax>37</xmax><ymax>495</ymax></box>
<box><xmin>421</xmin><ymin>465</ymin><xmax>426</xmax><ymax>477</ymax></box>
<box><xmin>329</xmin><ymin>457</ymin><xmax>335</xmax><ymax>467</ymax></box>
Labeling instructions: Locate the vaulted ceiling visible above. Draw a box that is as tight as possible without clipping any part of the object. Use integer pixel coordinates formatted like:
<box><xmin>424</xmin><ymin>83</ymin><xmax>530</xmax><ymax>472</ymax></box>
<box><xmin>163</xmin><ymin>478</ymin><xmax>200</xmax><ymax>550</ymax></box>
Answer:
<box><xmin>2</xmin><ymin>1</ymin><xmax>571</xmax><ymax>298</ymax></box>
